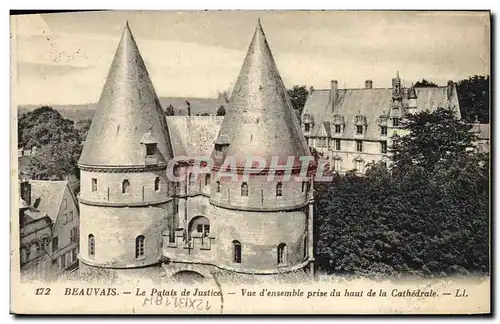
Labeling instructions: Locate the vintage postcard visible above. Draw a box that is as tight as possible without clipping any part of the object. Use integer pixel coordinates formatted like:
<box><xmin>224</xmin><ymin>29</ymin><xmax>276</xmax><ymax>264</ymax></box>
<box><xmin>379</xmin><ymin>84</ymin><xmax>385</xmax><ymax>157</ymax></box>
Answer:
<box><xmin>10</xmin><ymin>10</ymin><xmax>491</xmax><ymax>315</ymax></box>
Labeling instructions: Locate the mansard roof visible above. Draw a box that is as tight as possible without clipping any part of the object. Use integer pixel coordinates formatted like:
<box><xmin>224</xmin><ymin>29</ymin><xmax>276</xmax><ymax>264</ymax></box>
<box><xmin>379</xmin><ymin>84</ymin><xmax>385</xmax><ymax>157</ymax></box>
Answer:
<box><xmin>211</xmin><ymin>20</ymin><xmax>311</xmax><ymax>169</ymax></box>
<box><xmin>166</xmin><ymin>116</ymin><xmax>224</xmax><ymax>158</ymax></box>
<box><xmin>303</xmin><ymin>85</ymin><xmax>461</xmax><ymax>140</ymax></box>
<box><xmin>79</xmin><ymin>22</ymin><xmax>173</xmax><ymax>167</ymax></box>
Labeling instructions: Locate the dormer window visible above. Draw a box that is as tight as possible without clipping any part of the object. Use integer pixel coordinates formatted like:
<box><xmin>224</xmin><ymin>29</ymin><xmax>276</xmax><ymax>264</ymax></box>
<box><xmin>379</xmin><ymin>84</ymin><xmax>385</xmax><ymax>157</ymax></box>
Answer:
<box><xmin>141</xmin><ymin>132</ymin><xmax>159</xmax><ymax>164</ymax></box>
<box><xmin>354</xmin><ymin>113</ymin><xmax>367</xmax><ymax>136</ymax></box>
<box><xmin>302</xmin><ymin>113</ymin><xmax>314</xmax><ymax>132</ymax></box>
<box><xmin>378</xmin><ymin>112</ymin><xmax>389</xmax><ymax>127</ymax></box>
<box><xmin>146</xmin><ymin>143</ymin><xmax>156</xmax><ymax>156</ymax></box>
<box><xmin>332</xmin><ymin>113</ymin><xmax>345</xmax><ymax>135</ymax></box>
<box><xmin>214</xmin><ymin>134</ymin><xmax>230</xmax><ymax>159</ymax></box>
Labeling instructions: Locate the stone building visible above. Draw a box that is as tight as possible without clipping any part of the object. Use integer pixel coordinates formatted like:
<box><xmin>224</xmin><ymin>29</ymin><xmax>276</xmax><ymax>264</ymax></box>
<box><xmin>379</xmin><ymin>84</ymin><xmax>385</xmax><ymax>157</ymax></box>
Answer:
<box><xmin>301</xmin><ymin>75</ymin><xmax>461</xmax><ymax>173</ymax></box>
<box><xmin>19</xmin><ymin>179</ymin><xmax>80</xmax><ymax>280</ymax></box>
<box><xmin>77</xmin><ymin>21</ymin><xmax>314</xmax><ymax>280</ymax></box>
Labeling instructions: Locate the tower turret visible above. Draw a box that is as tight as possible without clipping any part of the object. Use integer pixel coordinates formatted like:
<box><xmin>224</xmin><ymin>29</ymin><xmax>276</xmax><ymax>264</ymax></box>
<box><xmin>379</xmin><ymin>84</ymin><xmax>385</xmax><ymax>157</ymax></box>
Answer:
<box><xmin>78</xmin><ymin>22</ymin><xmax>174</xmax><ymax>270</ymax></box>
<box><xmin>392</xmin><ymin>71</ymin><xmax>402</xmax><ymax>100</ymax></box>
<box><xmin>208</xmin><ymin>19</ymin><xmax>314</xmax><ymax>274</ymax></box>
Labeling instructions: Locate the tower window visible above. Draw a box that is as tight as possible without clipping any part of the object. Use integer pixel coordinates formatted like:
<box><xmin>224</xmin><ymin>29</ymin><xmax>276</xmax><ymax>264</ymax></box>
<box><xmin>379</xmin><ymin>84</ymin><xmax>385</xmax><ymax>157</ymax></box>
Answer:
<box><xmin>145</xmin><ymin>143</ymin><xmax>156</xmax><ymax>156</ymax></box>
<box><xmin>88</xmin><ymin>234</ymin><xmax>95</xmax><ymax>257</ymax></box>
<box><xmin>154</xmin><ymin>177</ymin><xmax>160</xmax><ymax>191</ymax></box>
<box><xmin>216</xmin><ymin>181</ymin><xmax>221</xmax><ymax>193</ymax></box>
<box><xmin>392</xmin><ymin>118</ymin><xmax>400</xmax><ymax>127</ymax></box>
<box><xmin>381</xmin><ymin>126</ymin><xmax>388</xmax><ymax>136</ymax></box>
<box><xmin>276</xmin><ymin>182</ymin><xmax>283</xmax><ymax>197</ymax></box>
<box><xmin>241</xmin><ymin>182</ymin><xmax>248</xmax><ymax>196</ymax></box>
<box><xmin>233</xmin><ymin>240</ymin><xmax>241</xmax><ymax>263</ymax></box>
<box><xmin>91</xmin><ymin>178</ymin><xmax>97</xmax><ymax>192</ymax></box>
<box><xmin>135</xmin><ymin>235</ymin><xmax>145</xmax><ymax>259</ymax></box>
<box><xmin>205</xmin><ymin>173</ymin><xmax>211</xmax><ymax>186</ymax></box>
<box><xmin>380</xmin><ymin>141</ymin><xmax>388</xmax><ymax>154</ymax></box>
<box><xmin>122</xmin><ymin>179</ymin><xmax>130</xmax><ymax>194</ymax></box>
<box><xmin>356</xmin><ymin>140</ymin><xmax>363</xmax><ymax>152</ymax></box>
<box><xmin>334</xmin><ymin>139</ymin><xmax>341</xmax><ymax>151</ymax></box>
<box><xmin>335</xmin><ymin>124</ymin><xmax>341</xmax><ymax>133</ymax></box>
<box><xmin>277</xmin><ymin>243</ymin><xmax>287</xmax><ymax>265</ymax></box>
<box><xmin>356</xmin><ymin>125</ymin><xmax>363</xmax><ymax>135</ymax></box>
<box><xmin>302</xmin><ymin>181</ymin><xmax>307</xmax><ymax>193</ymax></box>
<box><xmin>304</xmin><ymin>123</ymin><xmax>310</xmax><ymax>132</ymax></box>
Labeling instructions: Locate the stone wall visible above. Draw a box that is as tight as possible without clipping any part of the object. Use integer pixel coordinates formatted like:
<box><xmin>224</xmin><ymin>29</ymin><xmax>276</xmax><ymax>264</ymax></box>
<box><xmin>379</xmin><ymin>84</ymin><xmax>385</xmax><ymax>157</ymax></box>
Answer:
<box><xmin>79</xmin><ymin>202</ymin><xmax>172</xmax><ymax>268</ymax></box>
<box><xmin>79</xmin><ymin>169</ymin><xmax>171</xmax><ymax>204</ymax></box>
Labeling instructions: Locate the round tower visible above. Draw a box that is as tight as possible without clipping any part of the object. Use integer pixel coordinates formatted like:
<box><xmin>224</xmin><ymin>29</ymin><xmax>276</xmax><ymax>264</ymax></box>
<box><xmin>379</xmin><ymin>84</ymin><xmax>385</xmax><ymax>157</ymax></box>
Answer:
<box><xmin>208</xmin><ymin>20</ymin><xmax>315</xmax><ymax>274</ymax></box>
<box><xmin>78</xmin><ymin>22</ymin><xmax>174</xmax><ymax>270</ymax></box>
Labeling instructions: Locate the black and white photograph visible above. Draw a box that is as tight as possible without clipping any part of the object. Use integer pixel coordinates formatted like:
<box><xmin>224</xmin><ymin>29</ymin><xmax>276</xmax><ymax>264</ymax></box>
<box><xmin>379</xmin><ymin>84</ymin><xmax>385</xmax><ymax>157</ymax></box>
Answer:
<box><xmin>10</xmin><ymin>10</ymin><xmax>491</xmax><ymax>314</ymax></box>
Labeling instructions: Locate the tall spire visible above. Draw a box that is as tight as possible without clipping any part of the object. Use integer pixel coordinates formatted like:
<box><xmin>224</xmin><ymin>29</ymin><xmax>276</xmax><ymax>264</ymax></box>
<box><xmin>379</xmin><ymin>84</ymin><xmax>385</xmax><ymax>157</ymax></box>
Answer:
<box><xmin>79</xmin><ymin>22</ymin><xmax>173</xmax><ymax>167</ymax></box>
<box><xmin>212</xmin><ymin>20</ymin><xmax>311</xmax><ymax>169</ymax></box>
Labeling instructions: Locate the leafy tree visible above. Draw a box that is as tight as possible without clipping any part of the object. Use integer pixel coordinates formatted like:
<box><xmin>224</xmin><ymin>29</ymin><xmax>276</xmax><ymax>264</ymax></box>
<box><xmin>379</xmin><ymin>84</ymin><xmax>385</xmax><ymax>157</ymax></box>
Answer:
<box><xmin>287</xmin><ymin>85</ymin><xmax>311</xmax><ymax>115</ymax></box>
<box><xmin>314</xmin><ymin>107</ymin><xmax>489</xmax><ymax>277</ymax></box>
<box><xmin>18</xmin><ymin>106</ymin><xmax>84</xmax><ymax>195</ymax></box>
<box><xmin>75</xmin><ymin>118</ymin><xmax>92</xmax><ymax>141</ymax></box>
<box><xmin>216</xmin><ymin>105</ymin><xmax>226</xmax><ymax>116</ymax></box>
<box><xmin>414</xmin><ymin>79</ymin><xmax>438</xmax><ymax>87</ymax></box>
<box><xmin>18</xmin><ymin>106</ymin><xmax>80</xmax><ymax>149</ymax></box>
<box><xmin>165</xmin><ymin>104</ymin><xmax>175</xmax><ymax>116</ymax></box>
<box><xmin>390</xmin><ymin>107</ymin><xmax>477</xmax><ymax>173</ymax></box>
<box><xmin>456</xmin><ymin>75</ymin><xmax>490</xmax><ymax>123</ymax></box>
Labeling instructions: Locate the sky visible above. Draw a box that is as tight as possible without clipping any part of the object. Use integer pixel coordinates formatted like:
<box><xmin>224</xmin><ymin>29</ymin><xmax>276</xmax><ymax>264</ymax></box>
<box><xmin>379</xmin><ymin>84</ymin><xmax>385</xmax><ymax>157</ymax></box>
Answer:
<box><xmin>11</xmin><ymin>10</ymin><xmax>490</xmax><ymax>105</ymax></box>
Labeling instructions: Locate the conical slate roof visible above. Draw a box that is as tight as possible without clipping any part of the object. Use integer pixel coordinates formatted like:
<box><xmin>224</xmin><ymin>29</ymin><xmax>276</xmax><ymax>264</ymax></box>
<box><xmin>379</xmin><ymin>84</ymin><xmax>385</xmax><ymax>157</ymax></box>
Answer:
<box><xmin>79</xmin><ymin>22</ymin><xmax>173</xmax><ymax>167</ymax></box>
<box><xmin>212</xmin><ymin>20</ymin><xmax>311</xmax><ymax>169</ymax></box>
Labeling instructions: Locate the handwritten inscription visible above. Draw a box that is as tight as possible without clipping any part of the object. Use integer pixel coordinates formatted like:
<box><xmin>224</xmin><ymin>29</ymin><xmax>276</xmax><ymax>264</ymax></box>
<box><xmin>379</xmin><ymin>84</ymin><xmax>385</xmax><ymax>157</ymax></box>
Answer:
<box><xmin>142</xmin><ymin>295</ymin><xmax>211</xmax><ymax>310</ymax></box>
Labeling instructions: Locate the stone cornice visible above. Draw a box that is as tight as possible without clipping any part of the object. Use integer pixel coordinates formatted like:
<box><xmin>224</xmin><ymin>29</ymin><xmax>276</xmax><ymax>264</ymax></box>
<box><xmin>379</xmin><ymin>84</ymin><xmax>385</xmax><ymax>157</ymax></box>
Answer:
<box><xmin>78</xmin><ymin>163</ymin><xmax>167</xmax><ymax>173</ymax></box>
<box><xmin>78</xmin><ymin>195</ymin><xmax>173</xmax><ymax>207</ymax></box>
<box><xmin>209</xmin><ymin>199</ymin><xmax>310</xmax><ymax>212</ymax></box>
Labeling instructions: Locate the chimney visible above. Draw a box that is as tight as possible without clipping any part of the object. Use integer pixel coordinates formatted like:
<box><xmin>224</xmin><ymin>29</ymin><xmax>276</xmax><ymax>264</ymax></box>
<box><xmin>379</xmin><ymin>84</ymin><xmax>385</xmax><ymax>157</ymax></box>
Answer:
<box><xmin>365</xmin><ymin>80</ymin><xmax>373</xmax><ymax>89</ymax></box>
<box><xmin>20</xmin><ymin>180</ymin><xmax>31</xmax><ymax>206</ymax></box>
<box><xmin>330</xmin><ymin>80</ymin><xmax>338</xmax><ymax>111</ymax></box>
<box><xmin>447</xmin><ymin>80</ymin><xmax>454</xmax><ymax>101</ymax></box>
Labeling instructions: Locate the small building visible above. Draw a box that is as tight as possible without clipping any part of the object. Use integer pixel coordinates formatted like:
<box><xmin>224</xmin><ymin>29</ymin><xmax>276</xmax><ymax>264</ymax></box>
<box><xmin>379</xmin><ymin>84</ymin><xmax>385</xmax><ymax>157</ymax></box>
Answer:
<box><xmin>19</xmin><ymin>179</ymin><xmax>80</xmax><ymax>279</ymax></box>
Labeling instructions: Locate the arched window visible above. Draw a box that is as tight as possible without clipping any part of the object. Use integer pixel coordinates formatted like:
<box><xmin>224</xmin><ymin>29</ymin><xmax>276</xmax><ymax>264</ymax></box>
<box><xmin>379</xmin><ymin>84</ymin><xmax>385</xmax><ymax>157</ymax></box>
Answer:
<box><xmin>216</xmin><ymin>181</ymin><xmax>221</xmax><ymax>193</ymax></box>
<box><xmin>88</xmin><ymin>234</ymin><xmax>95</xmax><ymax>257</ymax></box>
<box><xmin>135</xmin><ymin>235</ymin><xmax>145</xmax><ymax>259</ymax></box>
<box><xmin>277</xmin><ymin>243</ymin><xmax>287</xmax><ymax>265</ymax></box>
<box><xmin>241</xmin><ymin>182</ymin><xmax>248</xmax><ymax>196</ymax></box>
<box><xmin>276</xmin><ymin>182</ymin><xmax>283</xmax><ymax>197</ymax></box>
<box><xmin>154</xmin><ymin>177</ymin><xmax>160</xmax><ymax>191</ymax></box>
<box><xmin>122</xmin><ymin>179</ymin><xmax>130</xmax><ymax>194</ymax></box>
<box><xmin>233</xmin><ymin>240</ymin><xmax>241</xmax><ymax>263</ymax></box>
<box><xmin>189</xmin><ymin>216</ymin><xmax>210</xmax><ymax>239</ymax></box>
